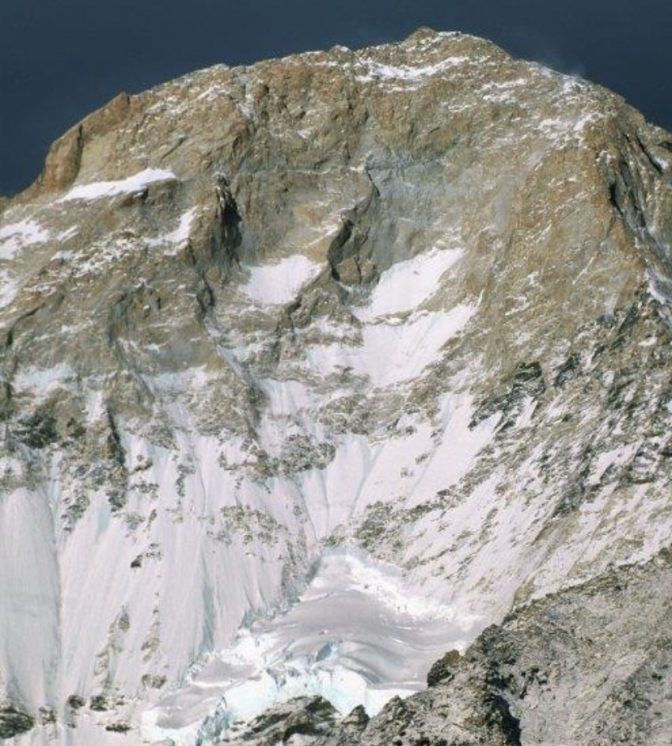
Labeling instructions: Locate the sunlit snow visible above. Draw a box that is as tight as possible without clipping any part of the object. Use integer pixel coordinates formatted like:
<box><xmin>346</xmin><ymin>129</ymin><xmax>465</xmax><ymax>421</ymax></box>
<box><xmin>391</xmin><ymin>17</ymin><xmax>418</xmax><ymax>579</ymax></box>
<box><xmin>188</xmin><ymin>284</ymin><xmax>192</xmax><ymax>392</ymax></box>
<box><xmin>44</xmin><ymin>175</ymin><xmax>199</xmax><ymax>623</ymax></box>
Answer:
<box><xmin>0</xmin><ymin>270</ymin><xmax>17</xmax><ymax>309</ymax></box>
<box><xmin>357</xmin><ymin>55</ymin><xmax>471</xmax><ymax>84</ymax></box>
<box><xmin>58</xmin><ymin>168</ymin><xmax>177</xmax><ymax>202</ymax></box>
<box><xmin>307</xmin><ymin>305</ymin><xmax>476</xmax><ymax>387</ymax></box>
<box><xmin>240</xmin><ymin>255</ymin><xmax>323</xmax><ymax>305</ymax></box>
<box><xmin>355</xmin><ymin>247</ymin><xmax>464</xmax><ymax>320</ymax></box>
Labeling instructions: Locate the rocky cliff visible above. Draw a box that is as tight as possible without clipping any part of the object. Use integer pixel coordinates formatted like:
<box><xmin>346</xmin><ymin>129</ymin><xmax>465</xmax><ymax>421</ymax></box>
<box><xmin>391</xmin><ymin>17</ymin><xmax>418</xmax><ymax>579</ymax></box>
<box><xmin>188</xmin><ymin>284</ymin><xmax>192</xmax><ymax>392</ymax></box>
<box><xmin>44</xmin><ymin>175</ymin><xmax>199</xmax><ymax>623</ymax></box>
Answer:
<box><xmin>1</xmin><ymin>27</ymin><xmax>671</xmax><ymax>744</ymax></box>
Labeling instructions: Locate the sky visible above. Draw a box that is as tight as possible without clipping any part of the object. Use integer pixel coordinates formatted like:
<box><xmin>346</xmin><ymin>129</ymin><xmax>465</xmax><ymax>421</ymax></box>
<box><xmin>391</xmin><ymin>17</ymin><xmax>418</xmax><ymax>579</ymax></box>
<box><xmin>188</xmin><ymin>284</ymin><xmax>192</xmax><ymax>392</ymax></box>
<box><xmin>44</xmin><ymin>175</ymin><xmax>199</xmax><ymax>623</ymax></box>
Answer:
<box><xmin>1</xmin><ymin>0</ymin><xmax>671</xmax><ymax>196</ymax></box>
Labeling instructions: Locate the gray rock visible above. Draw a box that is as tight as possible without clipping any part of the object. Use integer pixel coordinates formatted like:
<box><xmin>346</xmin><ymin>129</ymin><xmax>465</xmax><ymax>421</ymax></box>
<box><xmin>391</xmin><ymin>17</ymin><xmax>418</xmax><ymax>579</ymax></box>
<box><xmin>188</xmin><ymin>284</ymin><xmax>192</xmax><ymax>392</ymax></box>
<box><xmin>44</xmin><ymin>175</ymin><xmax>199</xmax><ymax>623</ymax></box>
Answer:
<box><xmin>0</xmin><ymin>705</ymin><xmax>34</xmax><ymax>740</ymax></box>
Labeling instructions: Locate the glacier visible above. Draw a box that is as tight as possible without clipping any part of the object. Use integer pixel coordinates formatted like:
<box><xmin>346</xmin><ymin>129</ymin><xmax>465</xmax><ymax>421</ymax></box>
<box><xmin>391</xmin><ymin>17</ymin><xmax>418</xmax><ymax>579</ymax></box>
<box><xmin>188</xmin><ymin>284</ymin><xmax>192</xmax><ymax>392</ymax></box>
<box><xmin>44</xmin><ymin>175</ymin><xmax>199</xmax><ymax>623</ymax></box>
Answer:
<box><xmin>142</xmin><ymin>550</ymin><xmax>481</xmax><ymax>743</ymax></box>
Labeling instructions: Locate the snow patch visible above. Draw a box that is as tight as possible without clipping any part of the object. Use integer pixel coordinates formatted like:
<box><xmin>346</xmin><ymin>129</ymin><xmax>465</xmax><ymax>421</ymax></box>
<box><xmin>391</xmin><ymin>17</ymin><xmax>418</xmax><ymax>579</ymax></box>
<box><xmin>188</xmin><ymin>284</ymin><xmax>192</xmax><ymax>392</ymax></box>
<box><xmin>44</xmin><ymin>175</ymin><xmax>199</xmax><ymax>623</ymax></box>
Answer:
<box><xmin>58</xmin><ymin>168</ymin><xmax>177</xmax><ymax>202</ymax></box>
<box><xmin>357</xmin><ymin>55</ymin><xmax>471</xmax><ymax>85</ymax></box>
<box><xmin>587</xmin><ymin>444</ymin><xmax>639</xmax><ymax>486</ymax></box>
<box><xmin>537</xmin><ymin>108</ymin><xmax>603</xmax><ymax>146</ymax></box>
<box><xmin>0</xmin><ymin>219</ymin><xmax>50</xmax><ymax>259</ymax></box>
<box><xmin>647</xmin><ymin>269</ymin><xmax>671</xmax><ymax>305</ymax></box>
<box><xmin>14</xmin><ymin>363</ymin><xmax>75</xmax><ymax>397</ymax></box>
<box><xmin>0</xmin><ymin>271</ymin><xmax>18</xmax><ymax>309</ymax></box>
<box><xmin>57</xmin><ymin>226</ymin><xmax>80</xmax><ymax>242</ymax></box>
<box><xmin>240</xmin><ymin>255</ymin><xmax>323</xmax><ymax>305</ymax></box>
<box><xmin>147</xmin><ymin>207</ymin><xmax>199</xmax><ymax>250</ymax></box>
<box><xmin>356</xmin><ymin>247</ymin><xmax>463</xmax><ymax>320</ymax></box>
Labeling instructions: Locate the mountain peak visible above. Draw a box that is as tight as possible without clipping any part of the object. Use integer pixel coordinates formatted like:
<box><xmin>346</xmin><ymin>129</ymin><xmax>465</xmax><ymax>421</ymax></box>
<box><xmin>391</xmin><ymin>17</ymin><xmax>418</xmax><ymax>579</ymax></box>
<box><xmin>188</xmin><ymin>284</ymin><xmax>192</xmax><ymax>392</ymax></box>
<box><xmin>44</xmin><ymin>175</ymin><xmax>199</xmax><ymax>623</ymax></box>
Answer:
<box><xmin>1</xmin><ymin>29</ymin><xmax>671</xmax><ymax>744</ymax></box>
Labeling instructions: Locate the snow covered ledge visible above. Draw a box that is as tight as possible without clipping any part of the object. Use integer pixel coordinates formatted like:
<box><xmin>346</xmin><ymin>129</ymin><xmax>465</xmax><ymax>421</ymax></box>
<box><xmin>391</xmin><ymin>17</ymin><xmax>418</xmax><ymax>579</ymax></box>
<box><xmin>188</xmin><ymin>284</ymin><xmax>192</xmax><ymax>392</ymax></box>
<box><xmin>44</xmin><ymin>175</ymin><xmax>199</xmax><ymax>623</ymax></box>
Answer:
<box><xmin>57</xmin><ymin>168</ymin><xmax>178</xmax><ymax>202</ymax></box>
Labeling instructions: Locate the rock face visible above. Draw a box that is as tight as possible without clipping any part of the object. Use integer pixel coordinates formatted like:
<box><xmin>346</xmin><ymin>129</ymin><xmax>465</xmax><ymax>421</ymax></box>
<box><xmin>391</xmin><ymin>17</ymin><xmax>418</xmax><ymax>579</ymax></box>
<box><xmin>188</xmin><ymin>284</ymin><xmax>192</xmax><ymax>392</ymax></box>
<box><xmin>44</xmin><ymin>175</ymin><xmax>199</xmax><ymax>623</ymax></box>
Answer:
<box><xmin>0</xmin><ymin>26</ymin><xmax>671</xmax><ymax>744</ymax></box>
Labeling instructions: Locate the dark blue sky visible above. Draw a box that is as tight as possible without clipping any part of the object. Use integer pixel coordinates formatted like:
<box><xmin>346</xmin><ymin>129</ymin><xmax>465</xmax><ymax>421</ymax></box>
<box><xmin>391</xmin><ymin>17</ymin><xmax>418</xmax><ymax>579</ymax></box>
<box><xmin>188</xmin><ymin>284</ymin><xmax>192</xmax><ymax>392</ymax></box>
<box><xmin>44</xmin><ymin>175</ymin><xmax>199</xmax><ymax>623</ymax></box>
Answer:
<box><xmin>1</xmin><ymin>0</ymin><xmax>671</xmax><ymax>196</ymax></box>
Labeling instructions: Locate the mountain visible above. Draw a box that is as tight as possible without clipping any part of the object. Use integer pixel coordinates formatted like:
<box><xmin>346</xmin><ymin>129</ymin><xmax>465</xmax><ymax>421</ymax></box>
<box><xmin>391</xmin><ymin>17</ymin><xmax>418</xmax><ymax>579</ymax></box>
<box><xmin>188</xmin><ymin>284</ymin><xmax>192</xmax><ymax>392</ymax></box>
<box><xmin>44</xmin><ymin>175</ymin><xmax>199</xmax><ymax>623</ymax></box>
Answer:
<box><xmin>1</xmin><ymin>27</ymin><xmax>671</xmax><ymax>745</ymax></box>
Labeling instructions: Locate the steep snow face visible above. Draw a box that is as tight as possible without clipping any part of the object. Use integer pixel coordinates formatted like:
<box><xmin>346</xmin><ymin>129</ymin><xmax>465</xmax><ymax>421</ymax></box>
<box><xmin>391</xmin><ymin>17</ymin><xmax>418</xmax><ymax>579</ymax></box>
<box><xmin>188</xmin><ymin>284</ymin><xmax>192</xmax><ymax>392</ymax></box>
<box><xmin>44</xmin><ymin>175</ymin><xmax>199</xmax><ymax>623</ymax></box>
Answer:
<box><xmin>1</xmin><ymin>26</ymin><xmax>672</xmax><ymax>746</ymax></box>
<box><xmin>354</xmin><ymin>247</ymin><xmax>463</xmax><ymax>320</ymax></box>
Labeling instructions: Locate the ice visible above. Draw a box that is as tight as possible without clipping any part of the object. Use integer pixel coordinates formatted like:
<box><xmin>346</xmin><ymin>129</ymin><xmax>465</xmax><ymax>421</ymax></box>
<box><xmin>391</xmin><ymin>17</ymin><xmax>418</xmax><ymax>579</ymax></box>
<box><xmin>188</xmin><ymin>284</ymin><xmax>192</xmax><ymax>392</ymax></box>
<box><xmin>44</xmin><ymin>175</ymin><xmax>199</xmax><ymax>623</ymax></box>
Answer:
<box><xmin>0</xmin><ymin>219</ymin><xmax>50</xmax><ymax>259</ymax></box>
<box><xmin>138</xmin><ymin>392</ymin><xmax>496</xmax><ymax>745</ymax></box>
<box><xmin>143</xmin><ymin>551</ymin><xmax>481</xmax><ymax>745</ymax></box>
<box><xmin>58</xmin><ymin>168</ymin><xmax>177</xmax><ymax>202</ymax></box>
<box><xmin>240</xmin><ymin>255</ymin><xmax>323</xmax><ymax>305</ymax></box>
